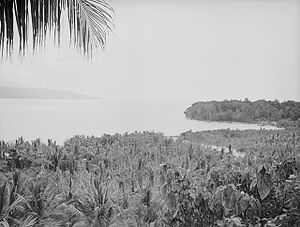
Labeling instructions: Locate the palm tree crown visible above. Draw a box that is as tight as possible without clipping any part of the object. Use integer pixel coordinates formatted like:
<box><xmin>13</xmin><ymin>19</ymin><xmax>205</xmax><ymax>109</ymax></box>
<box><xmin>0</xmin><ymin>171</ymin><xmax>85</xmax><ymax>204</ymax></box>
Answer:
<box><xmin>0</xmin><ymin>0</ymin><xmax>114</xmax><ymax>58</ymax></box>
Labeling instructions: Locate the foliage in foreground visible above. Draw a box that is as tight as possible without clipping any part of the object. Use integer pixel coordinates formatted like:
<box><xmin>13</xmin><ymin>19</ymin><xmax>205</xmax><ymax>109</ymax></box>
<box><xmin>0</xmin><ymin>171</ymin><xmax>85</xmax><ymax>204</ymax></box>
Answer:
<box><xmin>0</xmin><ymin>0</ymin><xmax>113</xmax><ymax>58</ymax></box>
<box><xmin>0</xmin><ymin>129</ymin><xmax>300</xmax><ymax>226</ymax></box>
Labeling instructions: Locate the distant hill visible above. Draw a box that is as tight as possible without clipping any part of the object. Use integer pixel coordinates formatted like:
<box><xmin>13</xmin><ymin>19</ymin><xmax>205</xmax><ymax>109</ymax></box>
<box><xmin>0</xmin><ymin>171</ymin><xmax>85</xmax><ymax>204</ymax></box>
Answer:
<box><xmin>0</xmin><ymin>86</ymin><xmax>100</xmax><ymax>99</ymax></box>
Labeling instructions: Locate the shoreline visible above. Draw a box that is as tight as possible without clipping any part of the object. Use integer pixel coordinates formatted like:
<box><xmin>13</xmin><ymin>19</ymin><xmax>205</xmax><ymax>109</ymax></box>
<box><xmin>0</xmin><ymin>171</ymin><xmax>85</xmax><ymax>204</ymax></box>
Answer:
<box><xmin>185</xmin><ymin>117</ymin><xmax>284</xmax><ymax>129</ymax></box>
<box><xmin>185</xmin><ymin>118</ymin><xmax>282</xmax><ymax>129</ymax></box>
<box><xmin>2</xmin><ymin>127</ymin><xmax>287</xmax><ymax>146</ymax></box>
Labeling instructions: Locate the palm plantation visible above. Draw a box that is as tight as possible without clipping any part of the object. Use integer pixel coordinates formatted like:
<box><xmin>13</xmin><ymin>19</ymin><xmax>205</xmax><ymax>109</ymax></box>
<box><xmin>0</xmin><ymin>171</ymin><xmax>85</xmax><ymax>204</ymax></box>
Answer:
<box><xmin>1</xmin><ymin>131</ymin><xmax>300</xmax><ymax>226</ymax></box>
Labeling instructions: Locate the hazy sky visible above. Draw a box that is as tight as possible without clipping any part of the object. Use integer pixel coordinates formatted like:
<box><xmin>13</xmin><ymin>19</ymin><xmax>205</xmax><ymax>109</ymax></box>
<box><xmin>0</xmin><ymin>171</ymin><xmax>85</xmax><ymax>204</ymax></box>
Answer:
<box><xmin>0</xmin><ymin>0</ymin><xmax>299</xmax><ymax>102</ymax></box>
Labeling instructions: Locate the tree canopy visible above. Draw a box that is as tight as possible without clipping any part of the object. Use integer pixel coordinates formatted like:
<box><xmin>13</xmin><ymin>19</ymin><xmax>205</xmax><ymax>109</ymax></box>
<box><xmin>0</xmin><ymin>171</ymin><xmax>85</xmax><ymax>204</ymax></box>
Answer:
<box><xmin>185</xmin><ymin>99</ymin><xmax>300</xmax><ymax>128</ymax></box>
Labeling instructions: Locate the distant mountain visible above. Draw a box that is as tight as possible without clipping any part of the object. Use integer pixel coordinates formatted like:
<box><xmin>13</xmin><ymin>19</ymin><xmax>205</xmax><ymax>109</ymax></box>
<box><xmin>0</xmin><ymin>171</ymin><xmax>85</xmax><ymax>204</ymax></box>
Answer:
<box><xmin>0</xmin><ymin>86</ymin><xmax>101</xmax><ymax>99</ymax></box>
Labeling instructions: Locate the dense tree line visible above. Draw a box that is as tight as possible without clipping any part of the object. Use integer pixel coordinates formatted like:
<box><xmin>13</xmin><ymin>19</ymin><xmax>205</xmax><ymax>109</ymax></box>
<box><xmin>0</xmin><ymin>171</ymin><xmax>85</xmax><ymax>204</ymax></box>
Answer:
<box><xmin>184</xmin><ymin>99</ymin><xmax>300</xmax><ymax>128</ymax></box>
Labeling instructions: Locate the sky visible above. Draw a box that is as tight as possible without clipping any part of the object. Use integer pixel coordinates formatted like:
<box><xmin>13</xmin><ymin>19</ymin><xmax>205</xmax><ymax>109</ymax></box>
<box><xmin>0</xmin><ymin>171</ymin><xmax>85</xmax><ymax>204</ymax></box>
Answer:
<box><xmin>0</xmin><ymin>0</ymin><xmax>299</xmax><ymax>102</ymax></box>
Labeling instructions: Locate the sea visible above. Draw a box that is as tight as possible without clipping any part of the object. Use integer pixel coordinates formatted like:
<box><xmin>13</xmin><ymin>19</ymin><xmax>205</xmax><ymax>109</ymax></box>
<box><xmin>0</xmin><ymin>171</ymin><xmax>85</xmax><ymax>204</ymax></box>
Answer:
<box><xmin>0</xmin><ymin>99</ymin><xmax>279</xmax><ymax>144</ymax></box>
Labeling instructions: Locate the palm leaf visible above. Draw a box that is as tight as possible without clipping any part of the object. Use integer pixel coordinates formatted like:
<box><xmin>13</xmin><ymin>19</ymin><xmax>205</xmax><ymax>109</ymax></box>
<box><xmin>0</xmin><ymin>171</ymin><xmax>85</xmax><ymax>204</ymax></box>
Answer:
<box><xmin>71</xmin><ymin>0</ymin><xmax>113</xmax><ymax>54</ymax></box>
<box><xmin>19</xmin><ymin>215</ymin><xmax>37</xmax><ymax>227</ymax></box>
<box><xmin>0</xmin><ymin>181</ymin><xmax>10</xmax><ymax>217</ymax></box>
<box><xmin>0</xmin><ymin>0</ymin><xmax>113</xmax><ymax>58</ymax></box>
<box><xmin>7</xmin><ymin>193</ymin><xmax>25</xmax><ymax>214</ymax></box>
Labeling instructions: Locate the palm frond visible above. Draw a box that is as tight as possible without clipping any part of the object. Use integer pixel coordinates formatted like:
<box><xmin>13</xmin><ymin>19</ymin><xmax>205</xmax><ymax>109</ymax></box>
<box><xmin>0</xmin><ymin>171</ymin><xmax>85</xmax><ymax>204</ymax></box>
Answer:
<box><xmin>0</xmin><ymin>181</ymin><xmax>10</xmax><ymax>216</ymax></box>
<box><xmin>0</xmin><ymin>0</ymin><xmax>114</xmax><ymax>58</ymax></box>
<box><xmin>0</xmin><ymin>182</ymin><xmax>26</xmax><ymax>225</ymax></box>
<box><xmin>57</xmin><ymin>202</ymin><xmax>84</xmax><ymax>218</ymax></box>
<box><xmin>38</xmin><ymin>218</ymin><xmax>63</xmax><ymax>227</ymax></box>
<box><xmin>71</xmin><ymin>0</ymin><xmax>113</xmax><ymax>55</ymax></box>
<box><xmin>7</xmin><ymin>193</ymin><xmax>25</xmax><ymax>214</ymax></box>
<box><xmin>19</xmin><ymin>215</ymin><xmax>37</xmax><ymax>227</ymax></box>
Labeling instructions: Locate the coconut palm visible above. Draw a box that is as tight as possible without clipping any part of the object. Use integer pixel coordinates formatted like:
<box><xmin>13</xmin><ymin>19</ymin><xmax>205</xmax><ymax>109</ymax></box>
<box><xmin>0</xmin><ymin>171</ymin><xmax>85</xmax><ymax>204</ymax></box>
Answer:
<box><xmin>0</xmin><ymin>177</ymin><xmax>31</xmax><ymax>227</ymax></box>
<box><xmin>74</xmin><ymin>179</ymin><xmax>115</xmax><ymax>226</ymax></box>
<box><xmin>0</xmin><ymin>0</ymin><xmax>113</xmax><ymax>57</ymax></box>
<box><xmin>22</xmin><ymin>176</ymin><xmax>67</xmax><ymax>226</ymax></box>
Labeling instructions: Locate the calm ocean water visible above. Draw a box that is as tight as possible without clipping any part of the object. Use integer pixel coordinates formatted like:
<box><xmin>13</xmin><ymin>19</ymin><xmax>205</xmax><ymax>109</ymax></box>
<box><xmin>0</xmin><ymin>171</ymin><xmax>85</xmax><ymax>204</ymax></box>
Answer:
<box><xmin>0</xmin><ymin>99</ymin><xmax>278</xmax><ymax>144</ymax></box>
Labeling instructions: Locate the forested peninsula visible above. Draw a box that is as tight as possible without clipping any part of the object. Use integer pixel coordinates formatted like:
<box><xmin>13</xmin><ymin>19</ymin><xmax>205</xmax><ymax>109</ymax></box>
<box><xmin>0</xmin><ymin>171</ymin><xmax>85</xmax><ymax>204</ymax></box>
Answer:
<box><xmin>184</xmin><ymin>99</ymin><xmax>300</xmax><ymax>128</ymax></box>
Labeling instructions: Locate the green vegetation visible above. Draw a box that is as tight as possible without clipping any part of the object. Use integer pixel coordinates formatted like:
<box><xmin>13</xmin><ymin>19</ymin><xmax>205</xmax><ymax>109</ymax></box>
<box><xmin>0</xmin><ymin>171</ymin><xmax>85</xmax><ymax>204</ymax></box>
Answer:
<box><xmin>184</xmin><ymin>99</ymin><xmax>300</xmax><ymax>128</ymax></box>
<box><xmin>1</xmin><ymin>129</ymin><xmax>300</xmax><ymax>226</ymax></box>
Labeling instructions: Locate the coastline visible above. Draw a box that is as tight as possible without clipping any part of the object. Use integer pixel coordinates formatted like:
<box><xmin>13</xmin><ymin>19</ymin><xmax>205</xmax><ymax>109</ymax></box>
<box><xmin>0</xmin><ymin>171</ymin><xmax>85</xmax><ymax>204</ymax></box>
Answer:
<box><xmin>185</xmin><ymin>117</ymin><xmax>282</xmax><ymax>130</ymax></box>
